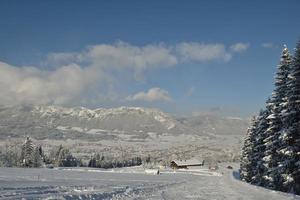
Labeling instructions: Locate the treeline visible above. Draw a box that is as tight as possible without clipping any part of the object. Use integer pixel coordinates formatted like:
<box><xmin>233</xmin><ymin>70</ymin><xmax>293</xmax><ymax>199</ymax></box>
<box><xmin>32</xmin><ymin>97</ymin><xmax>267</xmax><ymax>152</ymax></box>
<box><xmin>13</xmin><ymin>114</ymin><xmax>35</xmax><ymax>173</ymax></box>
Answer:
<box><xmin>240</xmin><ymin>41</ymin><xmax>300</xmax><ymax>195</ymax></box>
<box><xmin>0</xmin><ymin>137</ymin><xmax>143</xmax><ymax>169</ymax></box>
<box><xmin>0</xmin><ymin>137</ymin><xmax>81</xmax><ymax>168</ymax></box>
<box><xmin>88</xmin><ymin>154</ymin><xmax>142</xmax><ymax>169</ymax></box>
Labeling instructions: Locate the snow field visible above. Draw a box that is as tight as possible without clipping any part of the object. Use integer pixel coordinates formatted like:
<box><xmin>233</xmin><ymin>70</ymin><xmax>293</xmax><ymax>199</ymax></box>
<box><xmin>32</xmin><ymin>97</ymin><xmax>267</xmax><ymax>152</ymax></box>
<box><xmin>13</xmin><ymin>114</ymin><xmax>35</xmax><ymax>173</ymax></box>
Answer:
<box><xmin>0</xmin><ymin>164</ymin><xmax>299</xmax><ymax>200</ymax></box>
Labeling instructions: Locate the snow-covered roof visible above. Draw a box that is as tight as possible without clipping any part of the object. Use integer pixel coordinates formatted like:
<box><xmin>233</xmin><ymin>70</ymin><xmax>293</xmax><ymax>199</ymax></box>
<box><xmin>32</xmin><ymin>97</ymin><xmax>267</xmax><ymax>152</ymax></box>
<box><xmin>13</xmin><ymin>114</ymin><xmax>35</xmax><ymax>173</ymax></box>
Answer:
<box><xmin>172</xmin><ymin>158</ymin><xmax>204</xmax><ymax>166</ymax></box>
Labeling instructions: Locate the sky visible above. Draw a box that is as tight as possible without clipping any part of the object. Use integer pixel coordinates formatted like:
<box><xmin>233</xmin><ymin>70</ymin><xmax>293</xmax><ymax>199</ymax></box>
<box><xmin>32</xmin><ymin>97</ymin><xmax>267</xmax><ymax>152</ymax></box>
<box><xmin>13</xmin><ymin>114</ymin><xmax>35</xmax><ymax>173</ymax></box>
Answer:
<box><xmin>0</xmin><ymin>0</ymin><xmax>300</xmax><ymax>116</ymax></box>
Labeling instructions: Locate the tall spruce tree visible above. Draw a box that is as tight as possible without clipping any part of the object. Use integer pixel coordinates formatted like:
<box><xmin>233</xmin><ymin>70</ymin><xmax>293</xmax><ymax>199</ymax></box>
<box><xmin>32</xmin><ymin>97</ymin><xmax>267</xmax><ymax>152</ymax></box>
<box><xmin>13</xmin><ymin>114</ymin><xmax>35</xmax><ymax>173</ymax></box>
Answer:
<box><xmin>251</xmin><ymin>108</ymin><xmax>270</xmax><ymax>186</ymax></box>
<box><xmin>20</xmin><ymin>137</ymin><xmax>34</xmax><ymax>167</ymax></box>
<box><xmin>276</xmin><ymin>45</ymin><xmax>292</xmax><ymax>113</ymax></box>
<box><xmin>276</xmin><ymin>45</ymin><xmax>294</xmax><ymax>192</ymax></box>
<box><xmin>240</xmin><ymin>116</ymin><xmax>258</xmax><ymax>182</ymax></box>
<box><xmin>31</xmin><ymin>146</ymin><xmax>43</xmax><ymax>168</ymax></box>
<box><xmin>261</xmin><ymin>46</ymin><xmax>292</xmax><ymax>190</ymax></box>
<box><xmin>278</xmin><ymin>40</ymin><xmax>300</xmax><ymax>194</ymax></box>
<box><xmin>262</xmin><ymin>98</ymin><xmax>281</xmax><ymax>189</ymax></box>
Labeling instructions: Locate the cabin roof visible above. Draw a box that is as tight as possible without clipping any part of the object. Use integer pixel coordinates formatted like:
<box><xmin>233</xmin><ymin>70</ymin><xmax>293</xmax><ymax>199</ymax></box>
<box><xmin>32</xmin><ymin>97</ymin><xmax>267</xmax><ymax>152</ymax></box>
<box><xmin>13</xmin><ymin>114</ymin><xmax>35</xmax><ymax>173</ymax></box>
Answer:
<box><xmin>171</xmin><ymin>158</ymin><xmax>203</xmax><ymax>166</ymax></box>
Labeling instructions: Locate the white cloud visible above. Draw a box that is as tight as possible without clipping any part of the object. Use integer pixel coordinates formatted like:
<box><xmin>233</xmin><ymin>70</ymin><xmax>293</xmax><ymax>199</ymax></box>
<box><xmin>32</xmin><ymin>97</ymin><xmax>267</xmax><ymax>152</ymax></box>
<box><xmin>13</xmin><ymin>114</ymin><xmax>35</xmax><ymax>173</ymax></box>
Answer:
<box><xmin>176</xmin><ymin>42</ymin><xmax>232</xmax><ymax>62</ymax></box>
<box><xmin>86</xmin><ymin>41</ymin><xmax>178</xmax><ymax>70</ymax></box>
<box><xmin>0</xmin><ymin>61</ymin><xmax>107</xmax><ymax>105</ymax></box>
<box><xmin>47</xmin><ymin>41</ymin><xmax>247</xmax><ymax>68</ymax></box>
<box><xmin>47</xmin><ymin>42</ymin><xmax>178</xmax><ymax>72</ymax></box>
<box><xmin>126</xmin><ymin>88</ymin><xmax>172</xmax><ymax>102</ymax></box>
<box><xmin>0</xmin><ymin>41</ymin><xmax>249</xmax><ymax>106</ymax></box>
<box><xmin>261</xmin><ymin>43</ymin><xmax>279</xmax><ymax>49</ymax></box>
<box><xmin>47</xmin><ymin>42</ymin><xmax>178</xmax><ymax>81</ymax></box>
<box><xmin>230</xmin><ymin>43</ymin><xmax>249</xmax><ymax>53</ymax></box>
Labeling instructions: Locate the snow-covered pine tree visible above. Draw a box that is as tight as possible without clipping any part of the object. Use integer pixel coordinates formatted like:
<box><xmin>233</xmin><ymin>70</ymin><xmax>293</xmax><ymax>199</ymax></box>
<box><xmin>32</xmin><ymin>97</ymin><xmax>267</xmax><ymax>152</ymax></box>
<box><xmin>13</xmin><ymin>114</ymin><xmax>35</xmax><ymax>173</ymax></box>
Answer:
<box><xmin>261</xmin><ymin>46</ymin><xmax>292</xmax><ymax>190</ymax></box>
<box><xmin>88</xmin><ymin>155</ymin><xmax>97</xmax><ymax>168</ymax></box>
<box><xmin>278</xmin><ymin>40</ymin><xmax>300</xmax><ymax>194</ymax></box>
<box><xmin>240</xmin><ymin>42</ymin><xmax>299</xmax><ymax>195</ymax></box>
<box><xmin>31</xmin><ymin>146</ymin><xmax>43</xmax><ymax>168</ymax></box>
<box><xmin>21</xmin><ymin>137</ymin><xmax>34</xmax><ymax>167</ymax></box>
<box><xmin>240</xmin><ymin>116</ymin><xmax>258</xmax><ymax>182</ymax></box>
<box><xmin>276</xmin><ymin>45</ymin><xmax>292</xmax><ymax>114</ymax></box>
<box><xmin>1</xmin><ymin>143</ymin><xmax>21</xmax><ymax>167</ymax></box>
<box><xmin>262</xmin><ymin>95</ymin><xmax>282</xmax><ymax>190</ymax></box>
<box><xmin>49</xmin><ymin>145</ymin><xmax>63</xmax><ymax>166</ymax></box>
<box><xmin>275</xmin><ymin>45</ymin><xmax>294</xmax><ymax>193</ymax></box>
<box><xmin>37</xmin><ymin>145</ymin><xmax>46</xmax><ymax>163</ymax></box>
<box><xmin>251</xmin><ymin>108</ymin><xmax>270</xmax><ymax>186</ymax></box>
<box><xmin>56</xmin><ymin>147</ymin><xmax>78</xmax><ymax>167</ymax></box>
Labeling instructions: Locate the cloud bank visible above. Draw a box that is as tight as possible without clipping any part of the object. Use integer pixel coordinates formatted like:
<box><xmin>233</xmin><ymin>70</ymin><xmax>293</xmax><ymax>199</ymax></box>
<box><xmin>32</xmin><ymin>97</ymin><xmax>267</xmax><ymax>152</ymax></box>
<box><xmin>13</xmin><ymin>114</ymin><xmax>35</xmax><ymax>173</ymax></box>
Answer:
<box><xmin>0</xmin><ymin>62</ymin><xmax>105</xmax><ymax>105</ymax></box>
<box><xmin>176</xmin><ymin>43</ymin><xmax>232</xmax><ymax>62</ymax></box>
<box><xmin>47</xmin><ymin>41</ymin><xmax>248</xmax><ymax>68</ymax></box>
<box><xmin>126</xmin><ymin>88</ymin><xmax>172</xmax><ymax>102</ymax></box>
<box><xmin>0</xmin><ymin>41</ymin><xmax>249</xmax><ymax>106</ymax></box>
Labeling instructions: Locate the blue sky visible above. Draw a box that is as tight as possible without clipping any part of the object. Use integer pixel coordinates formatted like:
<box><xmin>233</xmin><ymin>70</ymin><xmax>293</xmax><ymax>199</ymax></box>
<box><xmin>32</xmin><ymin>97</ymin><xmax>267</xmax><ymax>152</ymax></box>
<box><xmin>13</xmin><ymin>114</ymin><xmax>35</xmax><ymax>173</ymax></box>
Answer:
<box><xmin>0</xmin><ymin>0</ymin><xmax>300</xmax><ymax>116</ymax></box>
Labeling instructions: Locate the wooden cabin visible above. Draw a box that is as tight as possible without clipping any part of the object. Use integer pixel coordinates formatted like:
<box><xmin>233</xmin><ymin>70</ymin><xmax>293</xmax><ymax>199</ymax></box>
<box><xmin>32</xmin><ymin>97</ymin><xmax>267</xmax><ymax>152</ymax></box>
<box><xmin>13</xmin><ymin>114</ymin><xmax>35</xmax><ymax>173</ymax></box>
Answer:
<box><xmin>170</xmin><ymin>158</ymin><xmax>204</xmax><ymax>169</ymax></box>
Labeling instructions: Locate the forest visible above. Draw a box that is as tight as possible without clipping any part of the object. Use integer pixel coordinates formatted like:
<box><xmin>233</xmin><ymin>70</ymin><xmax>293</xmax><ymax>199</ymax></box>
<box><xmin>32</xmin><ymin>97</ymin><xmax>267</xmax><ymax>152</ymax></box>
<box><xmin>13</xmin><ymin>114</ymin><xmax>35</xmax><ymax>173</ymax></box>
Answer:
<box><xmin>240</xmin><ymin>40</ymin><xmax>300</xmax><ymax>195</ymax></box>
<box><xmin>0</xmin><ymin>136</ymin><xmax>143</xmax><ymax>169</ymax></box>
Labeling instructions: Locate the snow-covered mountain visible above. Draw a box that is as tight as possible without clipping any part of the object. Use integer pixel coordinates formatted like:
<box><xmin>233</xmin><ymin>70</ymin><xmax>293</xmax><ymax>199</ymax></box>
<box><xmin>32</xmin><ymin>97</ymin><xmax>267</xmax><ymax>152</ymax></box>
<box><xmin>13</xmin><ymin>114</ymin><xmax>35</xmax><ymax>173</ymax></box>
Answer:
<box><xmin>34</xmin><ymin>105</ymin><xmax>177</xmax><ymax>130</ymax></box>
<box><xmin>0</xmin><ymin>105</ymin><xmax>249</xmax><ymax>162</ymax></box>
<box><xmin>0</xmin><ymin>105</ymin><xmax>250</xmax><ymax>140</ymax></box>
<box><xmin>0</xmin><ymin>105</ymin><xmax>198</xmax><ymax>140</ymax></box>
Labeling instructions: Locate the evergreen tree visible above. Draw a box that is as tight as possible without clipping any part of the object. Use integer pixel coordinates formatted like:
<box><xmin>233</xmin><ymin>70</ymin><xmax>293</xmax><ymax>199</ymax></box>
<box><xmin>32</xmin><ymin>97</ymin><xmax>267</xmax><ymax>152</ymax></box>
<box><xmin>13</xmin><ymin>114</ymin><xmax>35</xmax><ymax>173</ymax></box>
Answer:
<box><xmin>132</xmin><ymin>156</ymin><xmax>142</xmax><ymax>166</ymax></box>
<box><xmin>241</xmin><ymin>42</ymin><xmax>300</xmax><ymax>195</ymax></box>
<box><xmin>88</xmin><ymin>155</ymin><xmax>97</xmax><ymax>168</ymax></box>
<box><xmin>21</xmin><ymin>137</ymin><xmax>34</xmax><ymax>167</ymax></box>
<box><xmin>251</xmin><ymin>109</ymin><xmax>269</xmax><ymax>186</ymax></box>
<box><xmin>96</xmin><ymin>154</ymin><xmax>104</xmax><ymax>167</ymax></box>
<box><xmin>38</xmin><ymin>145</ymin><xmax>46</xmax><ymax>163</ymax></box>
<box><xmin>276</xmin><ymin>45</ymin><xmax>292</xmax><ymax>114</ymax></box>
<box><xmin>31</xmin><ymin>146</ymin><xmax>43</xmax><ymax>168</ymax></box>
<box><xmin>262</xmin><ymin>96</ymin><xmax>282</xmax><ymax>189</ymax></box>
<box><xmin>275</xmin><ymin>45</ymin><xmax>294</xmax><ymax>192</ymax></box>
<box><xmin>260</xmin><ymin>46</ymin><xmax>292</xmax><ymax>190</ymax></box>
<box><xmin>240</xmin><ymin>116</ymin><xmax>258</xmax><ymax>182</ymax></box>
<box><xmin>0</xmin><ymin>143</ymin><xmax>21</xmax><ymax>167</ymax></box>
<box><xmin>56</xmin><ymin>147</ymin><xmax>78</xmax><ymax>167</ymax></box>
<box><xmin>278</xmin><ymin>40</ymin><xmax>300</xmax><ymax>194</ymax></box>
<box><xmin>49</xmin><ymin>145</ymin><xmax>64</xmax><ymax>166</ymax></box>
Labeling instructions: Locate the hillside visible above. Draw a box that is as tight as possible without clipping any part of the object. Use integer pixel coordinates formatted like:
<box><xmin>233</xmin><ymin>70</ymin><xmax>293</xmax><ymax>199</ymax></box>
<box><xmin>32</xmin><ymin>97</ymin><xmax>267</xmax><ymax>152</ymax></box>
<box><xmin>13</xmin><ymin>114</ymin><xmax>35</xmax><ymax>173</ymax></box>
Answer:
<box><xmin>0</xmin><ymin>105</ymin><xmax>249</xmax><ymax>162</ymax></box>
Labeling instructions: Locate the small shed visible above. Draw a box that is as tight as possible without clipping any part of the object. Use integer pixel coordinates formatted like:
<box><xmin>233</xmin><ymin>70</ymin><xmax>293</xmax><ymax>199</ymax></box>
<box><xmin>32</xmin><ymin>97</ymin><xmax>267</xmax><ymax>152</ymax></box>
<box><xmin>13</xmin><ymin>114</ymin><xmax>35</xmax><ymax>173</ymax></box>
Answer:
<box><xmin>170</xmin><ymin>158</ymin><xmax>204</xmax><ymax>169</ymax></box>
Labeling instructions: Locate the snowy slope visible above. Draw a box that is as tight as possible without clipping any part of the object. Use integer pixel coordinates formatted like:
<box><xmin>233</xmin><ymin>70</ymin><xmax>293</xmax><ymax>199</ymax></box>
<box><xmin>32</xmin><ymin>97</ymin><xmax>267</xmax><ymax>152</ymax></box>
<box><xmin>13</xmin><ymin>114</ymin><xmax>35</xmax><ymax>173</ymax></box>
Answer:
<box><xmin>0</xmin><ymin>165</ymin><xmax>298</xmax><ymax>200</ymax></box>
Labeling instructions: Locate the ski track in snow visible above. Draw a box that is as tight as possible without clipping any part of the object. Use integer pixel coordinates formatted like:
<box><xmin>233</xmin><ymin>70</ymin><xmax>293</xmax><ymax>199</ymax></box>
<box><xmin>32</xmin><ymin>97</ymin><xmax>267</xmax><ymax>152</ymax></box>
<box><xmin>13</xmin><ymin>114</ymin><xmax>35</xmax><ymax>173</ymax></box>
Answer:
<box><xmin>0</xmin><ymin>166</ymin><xmax>299</xmax><ymax>200</ymax></box>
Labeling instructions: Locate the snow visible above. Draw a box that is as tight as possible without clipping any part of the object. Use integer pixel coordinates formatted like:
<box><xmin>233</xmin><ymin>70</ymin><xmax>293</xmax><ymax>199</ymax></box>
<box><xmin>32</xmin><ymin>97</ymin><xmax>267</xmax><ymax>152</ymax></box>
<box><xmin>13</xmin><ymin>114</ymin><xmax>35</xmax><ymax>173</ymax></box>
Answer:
<box><xmin>0</xmin><ymin>104</ymin><xmax>249</xmax><ymax>166</ymax></box>
<box><xmin>0</xmin><ymin>164</ymin><xmax>299</xmax><ymax>200</ymax></box>
<box><xmin>266</xmin><ymin>114</ymin><xmax>276</xmax><ymax>120</ymax></box>
<box><xmin>284</xmin><ymin>175</ymin><xmax>294</xmax><ymax>184</ymax></box>
<box><xmin>34</xmin><ymin>106</ymin><xmax>172</xmax><ymax>122</ymax></box>
<box><xmin>154</xmin><ymin>115</ymin><xmax>175</xmax><ymax>130</ymax></box>
<box><xmin>33</xmin><ymin>105</ymin><xmax>178</xmax><ymax>131</ymax></box>
<box><xmin>279</xmin><ymin>148</ymin><xmax>293</xmax><ymax>156</ymax></box>
<box><xmin>144</xmin><ymin>169</ymin><xmax>160</xmax><ymax>175</ymax></box>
